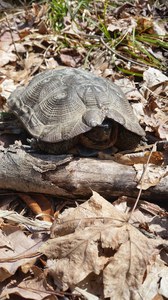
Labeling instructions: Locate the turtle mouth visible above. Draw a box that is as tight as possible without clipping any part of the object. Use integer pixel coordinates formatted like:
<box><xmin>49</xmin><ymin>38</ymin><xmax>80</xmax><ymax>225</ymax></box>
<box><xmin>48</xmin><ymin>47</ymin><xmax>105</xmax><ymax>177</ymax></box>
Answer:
<box><xmin>79</xmin><ymin>119</ymin><xmax>118</xmax><ymax>150</ymax></box>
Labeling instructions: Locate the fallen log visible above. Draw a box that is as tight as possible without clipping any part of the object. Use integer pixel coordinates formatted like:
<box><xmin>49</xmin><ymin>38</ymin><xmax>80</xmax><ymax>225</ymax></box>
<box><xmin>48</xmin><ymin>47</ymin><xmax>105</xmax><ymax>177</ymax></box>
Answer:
<box><xmin>0</xmin><ymin>146</ymin><xmax>167</xmax><ymax>201</ymax></box>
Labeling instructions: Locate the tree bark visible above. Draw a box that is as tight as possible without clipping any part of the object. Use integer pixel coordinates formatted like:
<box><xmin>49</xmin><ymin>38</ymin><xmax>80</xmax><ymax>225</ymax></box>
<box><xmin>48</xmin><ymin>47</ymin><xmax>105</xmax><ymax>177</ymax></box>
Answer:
<box><xmin>0</xmin><ymin>146</ymin><xmax>167</xmax><ymax>201</ymax></box>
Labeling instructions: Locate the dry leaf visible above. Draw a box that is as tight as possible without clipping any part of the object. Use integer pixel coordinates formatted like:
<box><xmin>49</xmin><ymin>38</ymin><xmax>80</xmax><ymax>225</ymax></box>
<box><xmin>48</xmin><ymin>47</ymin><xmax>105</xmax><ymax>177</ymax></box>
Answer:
<box><xmin>0</xmin><ymin>224</ymin><xmax>42</xmax><ymax>281</ymax></box>
<box><xmin>142</xmin><ymin>68</ymin><xmax>168</xmax><ymax>88</ymax></box>
<box><xmin>0</xmin><ymin>78</ymin><xmax>16</xmax><ymax>100</ymax></box>
<box><xmin>59</xmin><ymin>48</ymin><xmax>83</xmax><ymax>67</ymax></box>
<box><xmin>140</xmin><ymin>68</ymin><xmax>168</xmax><ymax>139</ymax></box>
<box><xmin>0</xmin><ymin>30</ymin><xmax>20</xmax><ymax>45</ymax></box>
<box><xmin>103</xmin><ymin>225</ymin><xmax>154</xmax><ymax>299</ymax></box>
<box><xmin>40</xmin><ymin>191</ymin><xmax>165</xmax><ymax>299</ymax></box>
<box><xmin>107</xmin><ymin>16</ymin><xmax>137</xmax><ymax>35</ymax></box>
<box><xmin>0</xmin><ymin>48</ymin><xmax>16</xmax><ymax>67</ymax></box>
<box><xmin>135</xmin><ymin>164</ymin><xmax>168</xmax><ymax>190</ymax></box>
<box><xmin>115</xmin><ymin>77</ymin><xmax>146</xmax><ymax>103</ymax></box>
<box><xmin>139</xmin><ymin>260</ymin><xmax>168</xmax><ymax>299</ymax></box>
<box><xmin>114</xmin><ymin>151</ymin><xmax>164</xmax><ymax>166</ymax></box>
<box><xmin>0</xmin><ymin>266</ymin><xmax>55</xmax><ymax>300</ymax></box>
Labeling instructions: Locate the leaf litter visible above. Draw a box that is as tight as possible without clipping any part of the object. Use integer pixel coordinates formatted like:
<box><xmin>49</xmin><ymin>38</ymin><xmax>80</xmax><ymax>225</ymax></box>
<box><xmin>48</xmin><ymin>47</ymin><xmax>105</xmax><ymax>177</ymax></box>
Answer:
<box><xmin>40</xmin><ymin>191</ymin><xmax>168</xmax><ymax>300</ymax></box>
<box><xmin>0</xmin><ymin>0</ymin><xmax>167</xmax><ymax>299</ymax></box>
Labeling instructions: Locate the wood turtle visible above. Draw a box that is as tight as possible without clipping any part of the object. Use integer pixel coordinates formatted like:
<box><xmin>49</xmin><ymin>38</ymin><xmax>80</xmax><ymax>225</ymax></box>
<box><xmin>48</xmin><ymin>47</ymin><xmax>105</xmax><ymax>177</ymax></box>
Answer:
<box><xmin>7</xmin><ymin>68</ymin><xmax>145</xmax><ymax>154</ymax></box>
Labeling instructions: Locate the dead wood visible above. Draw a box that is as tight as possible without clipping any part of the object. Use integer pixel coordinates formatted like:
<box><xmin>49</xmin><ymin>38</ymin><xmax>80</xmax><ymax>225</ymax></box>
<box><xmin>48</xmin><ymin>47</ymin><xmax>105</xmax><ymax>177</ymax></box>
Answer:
<box><xmin>0</xmin><ymin>146</ymin><xmax>167</xmax><ymax>201</ymax></box>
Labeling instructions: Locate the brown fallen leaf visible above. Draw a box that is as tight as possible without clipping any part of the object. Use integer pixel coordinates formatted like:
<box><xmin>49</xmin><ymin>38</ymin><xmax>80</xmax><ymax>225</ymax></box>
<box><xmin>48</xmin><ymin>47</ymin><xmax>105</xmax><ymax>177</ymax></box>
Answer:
<box><xmin>135</xmin><ymin>164</ymin><xmax>168</xmax><ymax>190</ymax></box>
<box><xmin>114</xmin><ymin>150</ymin><xmax>164</xmax><ymax>166</ymax></box>
<box><xmin>40</xmin><ymin>191</ymin><xmax>167</xmax><ymax>299</ymax></box>
<box><xmin>0</xmin><ymin>224</ymin><xmax>42</xmax><ymax>281</ymax></box>
<box><xmin>114</xmin><ymin>77</ymin><xmax>146</xmax><ymax>103</ymax></box>
<box><xmin>0</xmin><ymin>30</ymin><xmax>20</xmax><ymax>45</ymax></box>
<box><xmin>0</xmin><ymin>78</ymin><xmax>16</xmax><ymax>104</ymax></box>
<box><xmin>102</xmin><ymin>225</ymin><xmax>154</xmax><ymax>299</ymax></box>
<box><xmin>0</xmin><ymin>48</ymin><xmax>17</xmax><ymax>67</ymax></box>
<box><xmin>140</xmin><ymin>68</ymin><xmax>168</xmax><ymax>140</ymax></box>
<box><xmin>139</xmin><ymin>259</ymin><xmax>168</xmax><ymax>299</ymax></box>
<box><xmin>59</xmin><ymin>48</ymin><xmax>83</xmax><ymax>67</ymax></box>
<box><xmin>19</xmin><ymin>193</ymin><xmax>53</xmax><ymax>222</ymax></box>
<box><xmin>107</xmin><ymin>16</ymin><xmax>136</xmax><ymax>35</ymax></box>
<box><xmin>0</xmin><ymin>265</ymin><xmax>57</xmax><ymax>300</ymax></box>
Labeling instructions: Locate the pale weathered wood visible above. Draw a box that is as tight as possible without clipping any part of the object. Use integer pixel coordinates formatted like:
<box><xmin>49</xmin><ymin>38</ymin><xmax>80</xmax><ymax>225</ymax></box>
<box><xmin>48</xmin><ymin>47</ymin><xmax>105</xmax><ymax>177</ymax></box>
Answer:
<box><xmin>0</xmin><ymin>147</ymin><xmax>167</xmax><ymax>201</ymax></box>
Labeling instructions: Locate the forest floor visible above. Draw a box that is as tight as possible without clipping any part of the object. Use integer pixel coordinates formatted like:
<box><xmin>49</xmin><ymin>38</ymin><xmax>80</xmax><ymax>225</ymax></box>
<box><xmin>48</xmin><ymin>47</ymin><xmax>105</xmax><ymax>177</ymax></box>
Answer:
<box><xmin>0</xmin><ymin>1</ymin><xmax>168</xmax><ymax>299</ymax></box>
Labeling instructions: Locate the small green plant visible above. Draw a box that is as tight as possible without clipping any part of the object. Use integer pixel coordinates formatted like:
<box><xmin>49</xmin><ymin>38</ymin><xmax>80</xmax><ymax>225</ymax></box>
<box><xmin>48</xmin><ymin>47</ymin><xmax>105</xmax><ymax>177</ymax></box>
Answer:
<box><xmin>48</xmin><ymin>0</ymin><xmax>69</xmax><ymax>31</ymax></box>
<box><xmin>48</xmin><ymin>0</ymin><xmax>93</xmax><ymax>31</ymax></box>
<box><xmin>47</xmin><ymin>0</ymin><xmax>167</xmax><ymax>72</ymax></box>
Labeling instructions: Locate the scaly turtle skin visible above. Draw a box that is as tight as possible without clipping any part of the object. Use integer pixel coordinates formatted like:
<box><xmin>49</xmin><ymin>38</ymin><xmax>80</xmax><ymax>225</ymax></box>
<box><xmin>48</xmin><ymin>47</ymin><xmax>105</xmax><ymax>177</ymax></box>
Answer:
<box><xmin>7</xmin><ymin>68</ymin><xmax>145</xmax><ymax>154</ymax></box>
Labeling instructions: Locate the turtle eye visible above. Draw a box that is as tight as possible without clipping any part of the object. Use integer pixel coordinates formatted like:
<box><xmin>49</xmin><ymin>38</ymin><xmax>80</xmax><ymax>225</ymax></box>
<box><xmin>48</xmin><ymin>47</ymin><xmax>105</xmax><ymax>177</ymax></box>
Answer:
<box><xmin>100</xmin><ymin>119</ymin><xmax>113</xmax><ymax>129</ymax></box>
<box><xmin>99</xmin><ymin>123</ymin><xmax>110</xmax><ymax>129</ymax></box>
<box><xmin>98</xmin><ymin>119</ymin><xmax>116</xmax><ymax>136</ymax></box>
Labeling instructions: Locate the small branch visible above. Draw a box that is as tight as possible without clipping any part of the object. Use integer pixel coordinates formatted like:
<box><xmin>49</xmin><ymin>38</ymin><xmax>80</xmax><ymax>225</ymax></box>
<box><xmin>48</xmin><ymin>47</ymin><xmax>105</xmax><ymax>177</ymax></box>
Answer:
<box><xmin>100</xmin><ymin>37</ymin><xmax>147</xmax><ymax>68</ymax></box>
<box><xmin>4</xmin><ymin>12</ymin><xmax>23</xmax><ymax>64</ymax></box>
<box><xmin>0</xmin><ymin>147</ymin><xmax>167</xmax><ymax>201</ymax></box>
<box><xmin>130</xmin><ymin>143</ymin><xmax>157</xmax><ymax>217</ymax></box>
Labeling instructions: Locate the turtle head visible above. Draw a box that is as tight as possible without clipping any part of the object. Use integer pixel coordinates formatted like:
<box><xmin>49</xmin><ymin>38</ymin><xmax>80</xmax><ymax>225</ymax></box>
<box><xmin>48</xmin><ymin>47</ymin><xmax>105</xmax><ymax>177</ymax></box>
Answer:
<box><xmin>80</xmin><ymin>119</ymin><xmax>118</xmax><ymax>149</ymax></box>
<box><xmin>87</xmin><ymin>119</ymin><xmax>114</xmax><ymax>142</ymax></box>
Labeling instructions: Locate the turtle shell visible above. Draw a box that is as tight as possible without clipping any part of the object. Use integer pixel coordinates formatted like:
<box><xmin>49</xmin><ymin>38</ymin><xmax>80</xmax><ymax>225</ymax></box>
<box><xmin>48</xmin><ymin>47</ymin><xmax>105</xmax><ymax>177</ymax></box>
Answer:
<box><xmin>7</xmin><ymin>68</ymin><xmax>145</xmax><ymax>146</ymax></box>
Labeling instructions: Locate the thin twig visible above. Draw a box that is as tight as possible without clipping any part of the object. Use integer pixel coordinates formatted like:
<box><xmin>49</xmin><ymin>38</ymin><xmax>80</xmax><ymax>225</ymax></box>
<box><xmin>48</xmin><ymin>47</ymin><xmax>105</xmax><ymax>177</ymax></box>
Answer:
<box><xmin>4</xmin><ymin>12</ymin><xmax>23</xmax><ymax>64</ymax></box>
<box><xmin>100</xmin><ymin>36</ymin><xmax>148</xmax><ymax>68</ymax></box>
<box><xmin>129</xmin><ymin>142</ymin><xmax>158</xmax><ymax>218</ymax></box>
